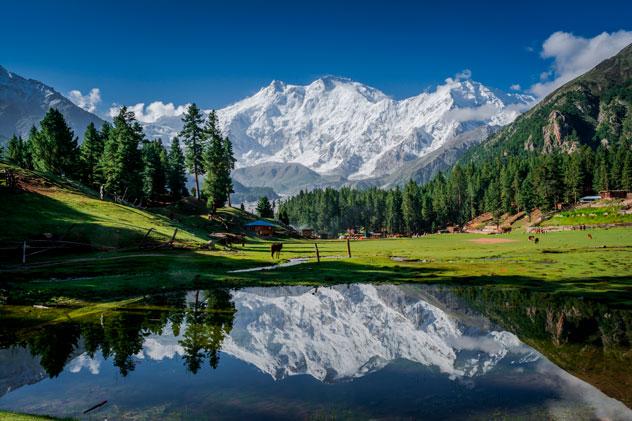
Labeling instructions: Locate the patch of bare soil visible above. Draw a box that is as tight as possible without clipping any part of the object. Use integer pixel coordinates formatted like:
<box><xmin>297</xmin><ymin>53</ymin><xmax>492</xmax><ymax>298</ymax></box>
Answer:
<box><xmin>468</xmin><ymin>237</ymin><xmax>516</xmax><ymax>245</ymax></box>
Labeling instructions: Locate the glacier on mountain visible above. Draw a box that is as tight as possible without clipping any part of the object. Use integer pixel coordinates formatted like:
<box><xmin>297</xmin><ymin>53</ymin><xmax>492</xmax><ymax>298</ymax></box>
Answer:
<box><xmin>141</xmin><ymin>76</ymin><xmax>534</xmax><ymax>181</ymax></box>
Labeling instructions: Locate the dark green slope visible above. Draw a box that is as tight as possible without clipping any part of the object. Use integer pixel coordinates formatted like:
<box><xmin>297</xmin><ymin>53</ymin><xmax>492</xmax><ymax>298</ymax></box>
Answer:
<box><xmin>467</xmin><ymin>43</ymin><xmax>632</xmax><ymax>161</ymax></box>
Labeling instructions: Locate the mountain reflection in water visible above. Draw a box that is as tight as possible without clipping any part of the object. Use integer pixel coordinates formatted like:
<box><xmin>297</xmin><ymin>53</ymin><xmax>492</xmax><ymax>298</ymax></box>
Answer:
<box><xmin>0</xmin><ymin>284</ymin><xmax>630</xmax><ymax>420</ymax></box>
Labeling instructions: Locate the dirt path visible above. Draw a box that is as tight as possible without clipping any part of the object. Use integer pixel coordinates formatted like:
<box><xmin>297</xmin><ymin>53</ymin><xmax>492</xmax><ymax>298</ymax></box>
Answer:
<box><xmin>228</xmin><ymin>258</ymin><xmax>309</xmax><ymax>273</ymax></box>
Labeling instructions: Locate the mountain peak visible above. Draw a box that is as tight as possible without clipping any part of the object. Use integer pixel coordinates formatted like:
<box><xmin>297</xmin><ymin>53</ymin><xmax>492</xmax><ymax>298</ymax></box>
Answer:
<box><xmin>0</xmin><ymin>65</ymin><xmax>104</xmax><ymax>143</ymax></box>
<box><xmin>0</xmin><ymin>64</ymin><xmax>13</xmax><ymax>80</ymax></box>
<box><xmin>266</xmin><ymin>79</ymin><xmax>286</xmax><ymax>92</ymax></box>
<box><xmin>316</xmin><ymin>75</ymin><xmax>353</xmax><ymax>85</ymax></box>
<box><xmin>215</xmin><ymin>74</ymin><xmax>533</xmax><ymax>183</ymax></box>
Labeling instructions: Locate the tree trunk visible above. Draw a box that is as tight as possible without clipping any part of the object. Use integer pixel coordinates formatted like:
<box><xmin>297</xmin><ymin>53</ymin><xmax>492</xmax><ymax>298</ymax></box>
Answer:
<box><xmin>194</xmin><ymin>170</ymin><xmax>200</xmax><ymax>199</ymax></box>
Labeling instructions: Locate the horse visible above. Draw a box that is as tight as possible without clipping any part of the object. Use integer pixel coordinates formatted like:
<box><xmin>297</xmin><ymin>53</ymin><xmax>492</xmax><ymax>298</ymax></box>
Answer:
<box><xmin>271</xmin><ymin>242</ymin><xmax>283</xmax><ymax>259</ymax></box>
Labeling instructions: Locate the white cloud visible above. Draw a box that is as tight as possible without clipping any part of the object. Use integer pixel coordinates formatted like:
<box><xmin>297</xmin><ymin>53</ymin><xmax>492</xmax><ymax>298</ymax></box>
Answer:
<box><xmin>68</xmin><ymin>88</ymin><xmax>101</xmax><ymax>113</ymax></box>
<box><xmin>444</xmin><ymin>103</ymin><xmax>499</xmax><ymax>122</ymax></box>
<box><xmin>109</xmin><ymin>101</ymin><xmax>189</xmax><ymax>123</ymax></box>
<box><xmin>530</xmin><ymin>30</ymin><xmax>632</xmax><ymax>98</ymax></box>
<box><xmin>443</xmin><ymin>102</ymin><xmax>532</xmax><ymax>124</ymax></box>
<box><xmin>455</xmin><ymin>69</ymin><xmax>472</xmax><ymax>80</ymax></box>
<box><xmin>444</xmin><ymin>69</ymin><xmax>473</xmax><ymax>84</ymax></box>
<box><xmin>510</xmin><ymin>84</ymin><xmax>521</xmax><ymax>91</ymax></box>
<box><xmin>68</xmin><ymin>353</ymin><xmax>101</xmax><ymax>375</ymax></box>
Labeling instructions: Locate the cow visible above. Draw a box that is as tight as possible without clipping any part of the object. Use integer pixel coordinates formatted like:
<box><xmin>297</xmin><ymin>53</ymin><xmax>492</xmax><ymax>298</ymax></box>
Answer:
<box><xmin>271</xmin><ymin>242</ymin><xmax>283</xmax><ymax>259</ymax></box>
<box><xmin>587</xmin><ymin>233</ymin><xmax>593</xmax><ymax>240</ymax></box>
<box><xmin>528</xmin><ymin>235</ymin><xmax>535</xmax><ymax>241</ymax></box>
<box><xmin>534</xmin><ymin>237</ymin><xmax>539</xmax><ymax>244</ymax></box>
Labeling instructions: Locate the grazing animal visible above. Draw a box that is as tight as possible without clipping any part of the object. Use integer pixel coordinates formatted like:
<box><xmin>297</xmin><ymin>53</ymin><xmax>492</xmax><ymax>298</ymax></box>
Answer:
<box><xmin>587</xmin><ymin>233</ymin><xmax>592</xmax><ymax>240</ymax></box>
<box><xmin>534</xmin><ymin>237</ymin><xmax>539</xmax><ymax>244</ymax></box>
<box><xmin>270</xmin><ymin>242</ymin><xmax>283</xmax><ymax>259</ymax></box>
<box><xmin>528</xmin><ymin>235</ymin><xmax>535</xmax><ymax>241</ymax></box>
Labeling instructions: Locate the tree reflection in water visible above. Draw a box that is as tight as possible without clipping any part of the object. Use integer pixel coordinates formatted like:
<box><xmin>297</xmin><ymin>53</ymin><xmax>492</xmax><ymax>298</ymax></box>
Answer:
<box><xmin>180</xmin><ymin>289</ymin><xmax>236</xmax><ymax>373</ymax></box>
<box><xmin>1</xmin><ymin>285</ymin><xmax>630</xmax><ymax>407</ymax></box>
<box><xmin>2</xmin><ymin>288</ymin><xmax>236</xmax><ymax>378</ymax></box>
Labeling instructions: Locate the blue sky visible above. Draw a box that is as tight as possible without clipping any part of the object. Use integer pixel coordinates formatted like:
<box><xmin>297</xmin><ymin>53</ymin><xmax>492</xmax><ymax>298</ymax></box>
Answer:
<box><xmin>2</xmin><ymin>0</ymin><xmax>632</xmax><ymax>116</ymax></box>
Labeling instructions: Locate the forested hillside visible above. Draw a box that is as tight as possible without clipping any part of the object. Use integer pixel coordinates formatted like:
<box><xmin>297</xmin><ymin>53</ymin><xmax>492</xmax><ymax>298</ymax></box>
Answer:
<box><xmin>279</xmin><ymin>44</ymin><xmax>632</xmax><ymax>234</ymax></box>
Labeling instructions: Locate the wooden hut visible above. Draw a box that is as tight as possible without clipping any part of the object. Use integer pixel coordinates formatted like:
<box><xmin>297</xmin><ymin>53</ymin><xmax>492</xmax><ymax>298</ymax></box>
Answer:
<box><xmin>600</xmin><ymin>190</ymin><xmax>628</xmax><ymax>199</ymax></box>
<box><xmin>244</xmin><ymin>220</ymin><xmax>276</xmax><ymax>236</ymax></box>
<box><xmin>301</xmin><ymin>228</ymin><xmax>315</xmax><ymax>238</ymax></box>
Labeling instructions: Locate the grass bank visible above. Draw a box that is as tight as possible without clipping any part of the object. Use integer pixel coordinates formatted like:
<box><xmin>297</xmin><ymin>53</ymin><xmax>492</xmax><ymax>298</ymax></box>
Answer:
<box><xmin>2</xmin><ymin>228</ymin><xmax>631</xmax><ymax>307</ymax></box>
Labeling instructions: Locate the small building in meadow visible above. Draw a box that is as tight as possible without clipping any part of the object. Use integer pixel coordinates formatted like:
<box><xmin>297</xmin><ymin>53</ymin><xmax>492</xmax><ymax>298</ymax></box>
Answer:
<box><xmin>244</xmin><ymin>220</ymin><xmax>276</xmax><ymax>236</ymax></box>
<box><xmin>301</xmin><ymin>228</ymin><xmax>315</xmax><ymax>238</ymax></box>
<box><xmin>599</xmin><ymin>190</ymin><xmax>628</xmax><ymax>200</ymax></box>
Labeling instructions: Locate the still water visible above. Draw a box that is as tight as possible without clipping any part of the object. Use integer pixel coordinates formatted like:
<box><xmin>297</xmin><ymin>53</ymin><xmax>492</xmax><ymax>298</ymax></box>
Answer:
<box><xmin>0</xmin><ymin>284</ymin><xmax>631</xmax><ymax>420</ymax></box>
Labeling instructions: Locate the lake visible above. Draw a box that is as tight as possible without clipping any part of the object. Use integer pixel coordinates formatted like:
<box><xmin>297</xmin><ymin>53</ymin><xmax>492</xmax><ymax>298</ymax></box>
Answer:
<box><xmin>1</xmin><ymin>284</ymin><xmax>631</xmax><ymax>420</ymax></box>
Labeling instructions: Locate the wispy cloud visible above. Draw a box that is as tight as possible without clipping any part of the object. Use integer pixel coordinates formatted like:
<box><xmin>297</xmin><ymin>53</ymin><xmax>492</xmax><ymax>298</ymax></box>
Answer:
<box><xmin>443</xmin><ymin>102</ymin><xmax>532</xmax><ymax>124</ymax></box>
<box><xmin>444</xmin><ymin>68</ymin><xmax>472</xmax><ymax>84</ymax></box>
<box><xmin>109</xmin><ymin>101</ymin><xmax>190</xmax><ymax>123</ymax></box>
<box><xmin>530</xmin><ymin>30</ymin><xmax>632</xmax><ymax>98</ymax></box>
<box><xmin>68</xmin><ymin>88</ymin><xmax>101</xmax><ymax>113</ymax></box>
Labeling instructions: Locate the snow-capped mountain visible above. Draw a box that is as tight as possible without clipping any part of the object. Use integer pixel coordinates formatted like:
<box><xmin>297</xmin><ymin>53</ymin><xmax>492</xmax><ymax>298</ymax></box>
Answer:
<box><xmin>0</xmin><ymin>65</ymin><xmax>104</xmax><ymax>144</ymax></box>
<box><xmin>140</xmin><ymin>76</ymin><xmax>534</xmax><ymax>189</ymax></box>
<box><xmin>0</xmin><ymin>64</ymin><xmax>534</xmax><ymax>190</ymax></box>
<box><xmin>218</xmin><ymin>76</ymin><xmax>534</xmax><ymax>180</ymax></box>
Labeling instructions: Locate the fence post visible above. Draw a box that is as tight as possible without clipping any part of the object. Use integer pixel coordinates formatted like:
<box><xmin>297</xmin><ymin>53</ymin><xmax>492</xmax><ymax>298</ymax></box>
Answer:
<box><xmin>139</xmin><ymin>227</ymin><xmax>154</xmax><ymax>248</ymax></box>
<box><xmin>346</xmin><ymin>238</ymin><xmax>351</xmax><ymax>258</ymax></box>
<box><xmin>168</xmin><ymin>229</ymin><xmax>178</xmax><ymax>246</ymax></box>
<box><xmin>314</xmin><ymin>243</ymin><xmax>320</xmax><ymax>263</ymax></box>
<box><xmin>22</xmin><ymin>240</ymin><xmax>26</xmax><ymax>264</ymax></box>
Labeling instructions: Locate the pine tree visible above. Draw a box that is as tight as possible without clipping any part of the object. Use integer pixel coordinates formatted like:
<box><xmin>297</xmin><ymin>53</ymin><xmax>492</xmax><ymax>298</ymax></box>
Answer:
<box><xmin>609</xmin><ymin>143</ymin><xmax>626</xmax><ymax>190</ymax></box>
<box><xmin>6</xmin><ymin>135</ymin><xmax>25</xmax><ymax>167</ymax></box>
<box><xmin>622</xmin><ymin>150</ymin><xmax>632</xmax><ymax>191</ymax></box>
<box><xmin>593</xmin><ymin>148</ymin><xmax>609</xmax><ymax>192</ymax></box>
<box><xmin>30</xmin><ymin>108</ymin><xmax>79</xmax><ymax>176</ymax></box>
<box><xmin>278</xmin><ymin>205</ymin><xmax>290</xmax><ymax>225</ymax></box>
<box><xmin>402</xmin><ymin>179</ymin><xmax>420</xmax><ymax>234</ymax></box>
<box><xmin>483</xmin><ymin>178</ymin><xmax>501</xmax><ymax>215</ymax></box>
<box><xmin>100</xmin><ymin>107</ymin><xmax>144</xmax><ymax>202</ymax></box>
<box><xmin>93</xmin><ymin>122</ymin><xmax>112</xmax><ymax>184</ymax></box>
<box><xmin>449</xmin><ymin>164</ymin><xmax>467</xmax><ymax>220</ymax></box>
<box><xmin>516</xmin><ymin>173</ymin><xmax>535</xmax><ymax>213</ymax></box>
<box><xmin>202</xmin><ymin>111</ymin><xmax>232</xmax><ymax>211</ymax></box>
<box><xmin>563</xmin><ymin>152</ymin><xmax>583</xmax><ymax>203</ymax></box>
<box><xmin>79</xmin><ymin>122</ymin><xmax>105</xmax><ymax>186</ymax></box>
<box><xmin>166</xmin><ymin>137</ymin><xmax>187</xmax><ymax>200</ymax></box>
<box><xmin>499</xmin><ymin>166</ymin><xmax>513</xmax><ymax>213</ymax></box>
<box><xmin>141</xmin><ymin>139</ymin><xmax>168</xmax><ymax>202</ymax></box>
<box><xmin>385</xmin><ymin>187</ymin><xmax>403</xmax><ymax>234</ymax></box>
<box><xmin>533</xmin><ymin>154</ymin><xmax>562</xmax><ymax>210</ymax></box>
<box><xmin>223</xmin><ymin>136</ymin><xmax>236</xmax><ymax>206</ymax></box>
<box><xmin>256</xmin><ymin>196</ymin><xmax>274</xmax><ymax>218</ymax></box>
<box><xmin>180</xmin><ymin>104</ymin><xmax>206</xmax><ymax>199</ymax></box>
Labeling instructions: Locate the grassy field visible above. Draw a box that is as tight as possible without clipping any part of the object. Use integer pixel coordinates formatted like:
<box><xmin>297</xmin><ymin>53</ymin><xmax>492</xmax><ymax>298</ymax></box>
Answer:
<box><xmin>1</xmin><ymin>162</ymin><xmax>632</xmax><ymax>309</ymax></box>
<box><xmin>542</xmin><ymin>204</ymin><xmax>632</xmax><ymax>226</ymax></box>
<box><xmin>2</xmin><ymin>228</ymin><xmax>631</xmax><ymax>306</ymax></box>
<box><xmin>0</xmin><ymin>412</ymin><xmax>68</xmax><ymax>420</ymax></box>
<box><xmin>0</xmin><ymin>163</ymin><xmax>272</xmax><ymax>251</ymax></box>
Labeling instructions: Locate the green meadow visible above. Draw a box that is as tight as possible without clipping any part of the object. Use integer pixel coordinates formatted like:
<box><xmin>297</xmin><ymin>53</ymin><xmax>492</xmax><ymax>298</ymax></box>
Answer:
<box><xmin>2</xmin><ymin>163</ymin><xmax>632</xmax><ymax>316</ymax></box>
